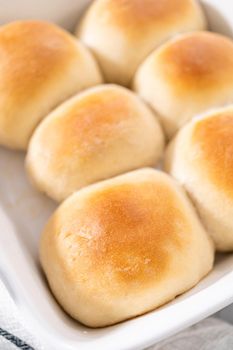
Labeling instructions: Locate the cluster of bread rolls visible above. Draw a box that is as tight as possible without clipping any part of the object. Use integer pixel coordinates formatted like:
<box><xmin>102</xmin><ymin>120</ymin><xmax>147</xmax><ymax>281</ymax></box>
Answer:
<box><xmin>1</xmin><ymin>0</ymin><xmax>233</xmax><ymax>328</ymax></box>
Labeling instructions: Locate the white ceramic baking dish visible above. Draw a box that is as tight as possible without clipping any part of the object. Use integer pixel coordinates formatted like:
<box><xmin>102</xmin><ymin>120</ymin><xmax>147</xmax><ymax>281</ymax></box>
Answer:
<box><xmin>1</xmin><ymin>1</ymin><xmax>233</xmax><ymax>349</ymax></box>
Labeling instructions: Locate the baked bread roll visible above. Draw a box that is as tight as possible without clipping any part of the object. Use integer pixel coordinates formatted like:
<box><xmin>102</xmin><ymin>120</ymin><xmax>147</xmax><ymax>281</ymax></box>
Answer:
<box><xmin>26</xmin><ymin>84</ymin><xmax>164</xmax><ymax>202</ymax></box>
<box><xmin>77</xmin><ymin>0</ymin><xmax>206</xmax><ymax>86</ymax></box>
<box><xmin>0</xmin><ymin>20</ymin><xmax>103</xmax><ymax>150</ymax></box>
<box><xmin>40</xmin><ymin>168</ymin><xmax>214</xmax><ymax>328</ymax></box>
<box><xmin>134</xmin><ymin>31</ymin><xmax>233</xmax><ymax>138</ymax></box>
<box><xmin>165</xmin><ymin>106</ymin><xmax>233</xmax><ymax>251</ymax></box>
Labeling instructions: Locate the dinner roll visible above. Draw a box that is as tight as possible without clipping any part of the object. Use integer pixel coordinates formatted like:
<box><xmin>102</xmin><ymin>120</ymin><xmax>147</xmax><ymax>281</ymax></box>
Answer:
<box><xmin>40</xmin><ymin>168</ymin><xmax>214</xmax><ymax>327</ymax></box>
<box><xmin>77</xmin><ymin>0</ymin><xmax>206</xmax><ymax>86</ymax></box>
<box><xmin>134</xmin><ymin>31</ymin><xmax>233</xmax><ymax>138</ymax></box>
<box><xmin>26</xmin><ymin>84</ymin><xmax>164</xmax><ymax>202</ymax></box>
<box><xmin>0</xmin><ymin>20</ymin><xmax>102</xmax><ymax>150</ymax></box>
<box><xmin>165</xmin><ymin>106</ymin><xmax>233</xmax><ymax>251</ymax></box>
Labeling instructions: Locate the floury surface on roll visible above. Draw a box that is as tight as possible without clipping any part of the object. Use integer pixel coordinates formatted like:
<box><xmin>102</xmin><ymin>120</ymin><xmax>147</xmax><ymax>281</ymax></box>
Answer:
<box><xmin>0</xmin><ymin>20</ymin><xmax>103</xmax><ymax>150</ymax></box>
<box><xmin>40</xmin><ymin>168</ymin><xmax>214</xmax><ymax>328</ymax></box>
<box><xmin>134</xmin><ymin>31</ymin><xmax>233</xmax><ymax>138</ymax></box>
<box><xmin>26</xmin><ymin>84</ymin><xmax>164</xmax><ymax>202</ymax></box>
<box><xmin>77</xmin><ymin>0</ymin><xmax>206</xmax><ymax>86</ymax></box>
<box><xmin>165</xmin><ymin>106</ymin><xmax>233</xmax><ymax>251</ymax></box>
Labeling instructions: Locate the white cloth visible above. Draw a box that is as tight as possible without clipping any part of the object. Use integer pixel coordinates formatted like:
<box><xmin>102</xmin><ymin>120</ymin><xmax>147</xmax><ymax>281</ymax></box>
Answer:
<box><xmin>1</xmin><ymin>278</ymin><xmax>233</xmax><ymax>350</ymax></box>
<box><xmin>152</xmin><ymin>317</ymin><xmax>233</xmax><ymax>350</ymax></box>
<box><xmin>0</xmin><ymin>280</ymin><xmax>45</xmax><ymax>350</ymax></box>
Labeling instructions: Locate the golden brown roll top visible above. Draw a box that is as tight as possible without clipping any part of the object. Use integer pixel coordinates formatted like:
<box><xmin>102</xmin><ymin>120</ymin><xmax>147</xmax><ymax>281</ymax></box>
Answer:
<box><xmin>0</xmin><ymin>20</ymin><xmax>103</xmax><ymax>150</ymax></box>
<box><xmin>40</xmin><ymin>168</ymin><xmax>214</xmax><ymax>327</ymax></box>
<box><xmin>165</xmin><ymin>105</ymin><xmax>233</xmax><ymax>251</ymax></box>
<box><xmin>134</xmin><ymin>31</ymin><xmax>233</xmax><ymax>138</ymax></box>
<box><xmin>26</xmin><ymin>84</ymin><xmax>164</xmax><ymax>201</ymax></box>
<box><xmin>77</xmin><ymin>0</ymin><xmax>206</xmax><ymax>86</ymax></box>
